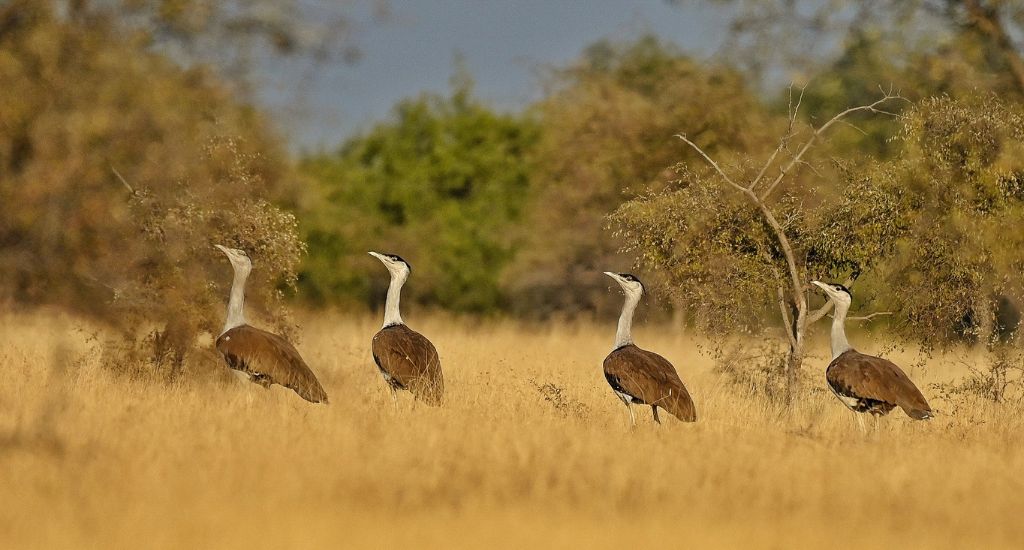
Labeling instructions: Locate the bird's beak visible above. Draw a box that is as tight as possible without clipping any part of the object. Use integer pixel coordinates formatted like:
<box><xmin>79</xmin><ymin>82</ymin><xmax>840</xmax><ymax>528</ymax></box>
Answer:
<box><xmin>604</xmin><ymin>272</ymin><xmax>627</xmax><ymax>287</ymax></box>
<box><xmin>368</xmin><ymin>251</ymin><xmax>384</xmax><ymax>262</ymax></box>
<box><xmin>811</xmin><ymin>280</ymin><xmax>832</xmax><ymax>295</ymax></box>
<box><xmin>214</xmin><ymin>244</ymin><xmax>228</xmax><ymax>255</ymax></box>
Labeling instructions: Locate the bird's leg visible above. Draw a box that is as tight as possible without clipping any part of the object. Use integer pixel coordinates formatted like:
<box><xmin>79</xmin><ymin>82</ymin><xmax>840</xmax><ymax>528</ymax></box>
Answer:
<box><xmin>652</xmin><ymin>406</ymin><xmax>661</xmax><ymax>425</ymax></box>
<box><xmin>626</xmin><ymin>403</ymin><xmax>636</xmax><ymax>428</ymax></box>
<box><xmin>856</xmin><ymin>414</ymin><xmax>866</xmax><ymax>434</ymax></box>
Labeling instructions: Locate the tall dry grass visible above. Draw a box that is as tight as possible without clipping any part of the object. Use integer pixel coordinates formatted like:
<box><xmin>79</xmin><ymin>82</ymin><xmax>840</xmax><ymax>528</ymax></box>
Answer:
<box><xmin>1</xmin><ymin>310</ymin><xmax>1023</xmax><ymax>549</ymax></box>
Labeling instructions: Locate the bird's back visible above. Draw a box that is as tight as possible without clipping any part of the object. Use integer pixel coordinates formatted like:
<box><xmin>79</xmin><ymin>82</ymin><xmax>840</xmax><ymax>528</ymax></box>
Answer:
<box><xmin>826</xmin><ymin>349</ymin><xmax>931</xmax><ymax>419</ymax></box>
<box><xmin>217</xmin><ymin>325</ymin><xmax>329</xmax><ymax>404</ymax></box>
<box><xmin>603</xmin><ymin>344</ymin><xmax>696</xmax><ymax>422</ymax></box>
<box><xmin>372</xmin><ymin>324</ymin><xmax>444</xmax><ymax>405</ymax></box>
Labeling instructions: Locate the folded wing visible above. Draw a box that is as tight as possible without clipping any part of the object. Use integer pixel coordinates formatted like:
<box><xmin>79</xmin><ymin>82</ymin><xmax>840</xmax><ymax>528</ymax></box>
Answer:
<box><xmin>217</xmin><ymin>325</ymin><xmax>329</xmax><ymax>404</ymax></box>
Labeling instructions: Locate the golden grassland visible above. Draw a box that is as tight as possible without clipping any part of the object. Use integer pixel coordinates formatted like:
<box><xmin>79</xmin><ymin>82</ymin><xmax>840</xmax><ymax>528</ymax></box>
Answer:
<box><xmin>1</xmin><ymin>309</ymin><xmax>1023</xmax><ymax>549</ymax></box>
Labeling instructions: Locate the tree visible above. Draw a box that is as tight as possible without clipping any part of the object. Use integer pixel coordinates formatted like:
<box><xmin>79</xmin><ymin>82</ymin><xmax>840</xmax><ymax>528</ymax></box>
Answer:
<box><xmin>298</xmin><ymin>81</ymin><xmax>538</xmax><ymax>313</ymax></box>
<box><xmin>611</xmin><ymin>88</ymin><xmax>907</xmax><ymax>404</ymax></box>
<box><xmin>0</xmin><ymin>1</ymin><xmax>303</xmax><ymax>375</ymax></box>
<box><xmin>877</xmin><ymin>96</ymin><xmax>1024</xmax><ymax>398</ymax></box>
<box><xmin>507</xmin><ymin>36</ymin><xmax>782</xmax><ymax>318</ymax></box>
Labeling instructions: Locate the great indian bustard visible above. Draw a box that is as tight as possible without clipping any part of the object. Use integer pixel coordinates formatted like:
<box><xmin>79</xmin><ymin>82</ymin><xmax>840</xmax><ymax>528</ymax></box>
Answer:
<box><xmin>811</xmin><ymin>281</ymin><xmax>931</xmax><ymax>425</ymax></box>
<box><xmin>368</xmin><ymin>252</ymin><xmax>444</xmax><ymax>406</ymax></box>
<box><xmin>213</xmin><ymin>245</ymin><xmax>328</xmax><ymax>404</ymax></box>
<box><xmin>602</xmin><ymin>272</ymin><xmax>696</xmax><ymax>425</ymax></box>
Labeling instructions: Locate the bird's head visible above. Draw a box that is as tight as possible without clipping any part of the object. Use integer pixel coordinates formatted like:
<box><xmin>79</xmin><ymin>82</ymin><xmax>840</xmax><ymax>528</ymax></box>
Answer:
<box><xmin>811</xmin><ymin>280</ymin><xmax>852</xmax><ymax>308</ymax></box>
<box><xmin>215</xmin><ymin>244</ymin><xmax>252</xmax><ymax>275</ymax></box>
<box><xmin>604</xmin><ymin>272</ymin><xmax>645</xmax><ymax>300</ymax></box>
<box><xmin>369</xmin><ymin>251</ymin><xmax>411</xmax><ymax>280</ymax></box>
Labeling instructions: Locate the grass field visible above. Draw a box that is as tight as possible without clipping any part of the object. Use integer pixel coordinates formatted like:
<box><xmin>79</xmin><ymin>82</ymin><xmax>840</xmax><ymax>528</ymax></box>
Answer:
<box><xmin>1</xmin><ymin>309</ymin><xmax>1023</xmax><ymax>549</ymax></box>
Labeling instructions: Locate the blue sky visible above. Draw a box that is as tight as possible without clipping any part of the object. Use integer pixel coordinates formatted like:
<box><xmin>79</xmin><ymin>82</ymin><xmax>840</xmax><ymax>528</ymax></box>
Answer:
<box><xmin>252</xmin><ymin>1</ymin><xmax>735</xmax><ymax>154</ymax></box>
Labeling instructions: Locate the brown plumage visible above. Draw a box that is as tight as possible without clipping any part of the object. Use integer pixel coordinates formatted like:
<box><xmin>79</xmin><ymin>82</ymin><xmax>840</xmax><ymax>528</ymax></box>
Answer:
<box><xmin>604</xmin><ymin>344</ymin><xmax>697</xmax><ymax>423</ymax></box>
<box><xmin>217</xmin><ymin>325</ymin><xmax>329</xmax><ymax>404</ymax></box>
<box><xmin>371</xmin><ymin>324</ymin><xmax>443</xmax><ymax>406</ymax></box>
<box><xmin>826</xmin><ymin>349</ymin><xmax>932</xmax><ymax>419</ymax></box>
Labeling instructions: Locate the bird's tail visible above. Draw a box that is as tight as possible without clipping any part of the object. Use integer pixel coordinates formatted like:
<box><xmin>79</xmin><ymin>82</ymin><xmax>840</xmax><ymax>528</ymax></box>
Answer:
<box><xmin>902</xmin><ymin>406</ymin><xmax>932</xmax><ymax>420</ymax></box>
<box><xmin>298</xmin><ymin>381</ymin><xmax>329</xmax><ymax>404</ymax></box>
<box><xmin>660</xmin><ymin>387</ymin><xmax>697</xmax><ymax>423</ymax></box>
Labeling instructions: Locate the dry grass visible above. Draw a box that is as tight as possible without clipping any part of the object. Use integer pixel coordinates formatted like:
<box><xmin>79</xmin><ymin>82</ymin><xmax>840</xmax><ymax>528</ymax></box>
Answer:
<box><xmin>1</xmin><ymin>309</ymin><xmax>1023</xmax><ymax>549</ymax></box>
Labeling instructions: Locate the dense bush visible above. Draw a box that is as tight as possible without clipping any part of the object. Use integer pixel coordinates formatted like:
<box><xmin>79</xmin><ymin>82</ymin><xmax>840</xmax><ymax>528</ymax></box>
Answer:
<box><xmin>0</xmin><ymin>2</ymin><xmax>303</xmax><ymax>373</ymax></box>
<box><xmin>298</xmin><ymin>83</ymin><xmax>538</xmax><ymax>313</ymax></box>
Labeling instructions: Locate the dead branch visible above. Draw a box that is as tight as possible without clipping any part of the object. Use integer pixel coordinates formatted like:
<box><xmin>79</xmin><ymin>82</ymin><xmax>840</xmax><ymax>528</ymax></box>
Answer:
<box><xmin>673</xmin><ymin>133</ymin><xmax>746</xmax><ymax>193</ymax></box>
<box><xmin>835</xmin><ymin>311</ymin><xmax>893</xmax><ymax>322</ymax></box>
<box><xmin>759</xmin><ymin>91</ymin><xmax>904</xmax><ymax>200</ymax></box>
<box><xmin>750</xmin><ymin>83</ymin><xmax>806</xmax><ymax>190</ymax></box>
<box><xmin>111</xmin><ymin>166</ymin><xmax>137</xmax><ymax>197</ymax></box>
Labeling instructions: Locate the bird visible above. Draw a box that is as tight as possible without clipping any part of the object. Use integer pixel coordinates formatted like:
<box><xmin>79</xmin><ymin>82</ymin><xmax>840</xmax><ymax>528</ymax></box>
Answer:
<box><xmin>811</xmin><ymin>281</ymin><xmax>931</xmax><ymax>424</ymax></box>
<box><xmin>368</xmin><ymin>252</ymin><xmax>444</xmax><ymax>406</ymax></box>
<box><xmin>213</xmin><ymin>245</ymin><xmax>328</xmax><ymax>404</ymax></box>
<box><xmin>602</xmin><ymin>272</ymin><xmax>696</xmax><ymax>425</ymax></box>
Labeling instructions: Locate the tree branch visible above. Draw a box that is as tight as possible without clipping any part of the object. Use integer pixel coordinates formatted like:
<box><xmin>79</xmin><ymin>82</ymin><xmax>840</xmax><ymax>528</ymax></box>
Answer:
<box><xmin>674</xmin><ymin>133</ymin><xmax>746</xmax><ymax>193</ymax></box>
<box><xmin>776</xmin><ymin>284</ymin><xmax>798</xmax><ymax>348</ymax></box>
<box><xmin>759</xmin><ymin>91</ymin><xmax>904</xmax><ymax>200</ymax></box>
<box><xmin>843</xmin><ymin>311</ymin><xmax>893</xmax><ymax>322</ymax></box>
<box><xmin>111</xmin><ymin>166</ymin><xmax>137</xmax><ymax>196</ymax></box>
<box><xmin>750</xmin><ymin>84</ymin><xmax>805</xmax><ymax>191</ymax></box>
<box><xmin>807</xmin><ymin>300</ymin><xmax>835</xmax><ymax>324</ymax></box>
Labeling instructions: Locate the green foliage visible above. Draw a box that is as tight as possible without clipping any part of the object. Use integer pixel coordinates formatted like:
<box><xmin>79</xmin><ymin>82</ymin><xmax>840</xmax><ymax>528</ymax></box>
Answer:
<box><xmin>878</xmin><ymin>95</ymin><xmax>1024</xmax><ymax>348</ymax></box>
<box><xmin>298</xmin><ymin>84</ymin><xmax>538</xmax><ymax>313</ymax></box>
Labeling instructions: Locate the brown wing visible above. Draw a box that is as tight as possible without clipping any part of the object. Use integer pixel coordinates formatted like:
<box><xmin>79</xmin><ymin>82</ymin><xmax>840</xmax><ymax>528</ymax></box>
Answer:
<box><xmin>372</xmin><ymin>324</ymin><xmax>444</xmax><ymax>406</ymax></box>
<box><xmin>827</xmin><ymin>350</ymin><xmax>931</xmax><ymax>419</ymax></box>
<box><xmin>603</xmin><ymin>344</ymin><xmax>696</xmax><ymax>422</ymax></box>
<box><xmin>216</xmin><ymin>325</ymin><xmax>329</xmax><ymax>404</ymax></box>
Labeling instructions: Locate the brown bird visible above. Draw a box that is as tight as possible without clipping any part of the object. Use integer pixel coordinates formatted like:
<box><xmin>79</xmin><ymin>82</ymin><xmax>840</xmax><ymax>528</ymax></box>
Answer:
<box><xmin>602</xmin><ymin>272</ymin><xmax>696</xmax><ymax>425</ymax></box>
<box><xmin>369</xmin><ymin>252</ymin><xmax>444</xmax><ymax>406</ymax></box>
<box><xmin>214</xmin><ymin>245</ymin><xmax>328</xmax><ymax>404</ymax></box>
<box><xmin>811</xmin><ymin>281</ymin><xmax>931</xmax><ymax>425</ymax></box>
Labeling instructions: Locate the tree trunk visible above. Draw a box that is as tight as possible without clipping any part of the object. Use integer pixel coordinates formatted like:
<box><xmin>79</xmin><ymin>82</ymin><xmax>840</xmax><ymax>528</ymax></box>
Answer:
<box><xmin>785</xmin><ymin>323</ymin><xmax>807</xmax><ymax>406</ymax></box>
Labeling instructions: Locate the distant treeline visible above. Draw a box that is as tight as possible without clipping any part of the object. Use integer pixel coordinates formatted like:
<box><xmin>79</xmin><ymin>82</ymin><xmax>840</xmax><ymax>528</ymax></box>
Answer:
<box><xmin>4</xmin><ymin>0</ymin><xmax>1024</xmax><ymax>335</ymax></box>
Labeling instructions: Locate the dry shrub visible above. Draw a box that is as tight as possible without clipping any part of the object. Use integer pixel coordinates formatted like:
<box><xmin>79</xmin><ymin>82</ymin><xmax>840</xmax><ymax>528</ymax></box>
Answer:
<box><xmin>0</xmin><ymin>5</ymin><xmax>304</xmax><ymax>380</ymax></box>
<box><xmin>710</xmin><ymin>338</ymin><xmax>817</xmax><ymax>404</ymax></box>
<box><xmin>528</xmin><ymin>378</ymin><xmax>591</xmax><ymax>419</ymax></box>
<box><xmin>931</xmin><ymin>347</ymin><xmax>1024</xmax><ymax>416</ymax></box>
<box><xmin>96</xmin><ymin>137</ymin><xmax>305</xmax><ymax>379</ymax></box>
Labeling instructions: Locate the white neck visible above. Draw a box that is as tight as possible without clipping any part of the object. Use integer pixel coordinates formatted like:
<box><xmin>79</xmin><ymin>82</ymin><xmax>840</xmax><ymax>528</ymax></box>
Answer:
<box><xmin>830</xmin><ymin>300</ymin><xmax>852</xmax><ymax>359</ymax></box>
<box><xmin>382</xmin><ymin>270</ymin><xmax>406</xmax><ymax>328</ymax></box>
<box><xmin>614</xmin><ymin>291</ymin><xmax>640</xmax><ymax>349</ymax></box>
<box><xmin>222</xmin><ymin>265</ymin><xmax>248</xmax><ymax>334</ymax></box>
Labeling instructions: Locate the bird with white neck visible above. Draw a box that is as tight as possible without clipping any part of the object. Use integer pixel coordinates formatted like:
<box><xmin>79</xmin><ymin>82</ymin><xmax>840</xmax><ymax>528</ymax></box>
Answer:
<box><xmin>368</xmin><ymin>251</ymin><xmax>444</xmax><ymax>406</ymax></box>
<box><xmin>810</xmin><ymin>280</ymin><xmax>931</xmax><ymax>424</ymax></box>
<box><xmin>601</xmin><ymin>271</ymin><xmax>696</xmax><ymax>425</ymax></box>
